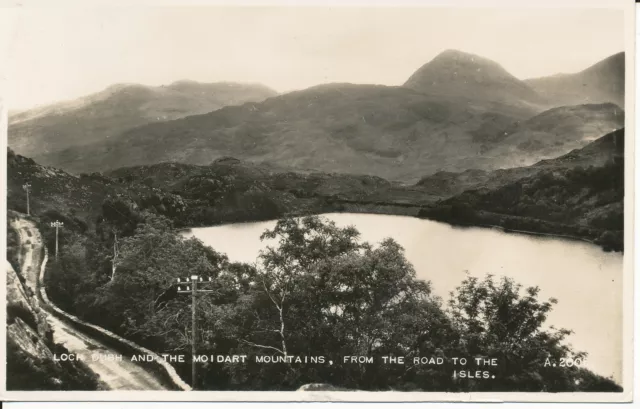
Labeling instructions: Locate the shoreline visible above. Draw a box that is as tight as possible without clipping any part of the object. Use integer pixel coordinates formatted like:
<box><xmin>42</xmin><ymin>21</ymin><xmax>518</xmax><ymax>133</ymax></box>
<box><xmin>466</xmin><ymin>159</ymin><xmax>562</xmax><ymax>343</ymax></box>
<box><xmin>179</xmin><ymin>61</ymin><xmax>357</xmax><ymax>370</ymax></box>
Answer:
<box><xmin>175</xmin><ymin>205</ymin><xmax>620</xmax><ymax>253</ymax></box>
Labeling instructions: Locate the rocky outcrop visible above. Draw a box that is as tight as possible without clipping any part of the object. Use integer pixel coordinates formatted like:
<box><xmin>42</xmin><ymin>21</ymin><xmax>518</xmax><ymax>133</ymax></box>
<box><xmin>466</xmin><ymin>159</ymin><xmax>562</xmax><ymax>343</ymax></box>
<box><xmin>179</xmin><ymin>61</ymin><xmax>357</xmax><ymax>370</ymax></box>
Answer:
<box><xmin>6</xmin><ymin>260</ymin><xmax>101</xmax><ymax>390</ymax></box>
<box><xmin>7</xmin><ymin>261</ymin><xmax>38</xmax><ymax>322</ymax></box>
<box><xmin>6</xmin><ymin>260</ymin><xmax>52</xmax><ymax>355</ymax></box>
<box><xmin>6</xmin><ymin>221</ymin><xmax>102</xmax><ymax>391</ymax></box>
<box><xmin>7</xmin><ymin>317</ymin><xmax>54</xmax><ymax>362</ymax></box>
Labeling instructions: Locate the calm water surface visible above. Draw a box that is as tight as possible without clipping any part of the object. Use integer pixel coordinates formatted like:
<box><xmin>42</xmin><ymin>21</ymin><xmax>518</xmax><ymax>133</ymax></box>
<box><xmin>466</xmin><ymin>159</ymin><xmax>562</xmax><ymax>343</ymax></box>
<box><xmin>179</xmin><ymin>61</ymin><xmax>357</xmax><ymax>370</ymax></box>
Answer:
<box><xmin>182</xmin><ymin>213</ymin><xmax>623</xmax><ymax>382</ymax></box>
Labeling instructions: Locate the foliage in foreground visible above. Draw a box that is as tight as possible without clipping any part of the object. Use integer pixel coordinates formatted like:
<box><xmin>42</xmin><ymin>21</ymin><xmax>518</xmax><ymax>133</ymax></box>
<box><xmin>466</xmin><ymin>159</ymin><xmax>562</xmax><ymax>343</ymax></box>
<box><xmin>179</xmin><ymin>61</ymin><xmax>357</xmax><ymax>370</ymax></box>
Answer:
<box><xmin>43</xmin><ymin>212</ymin><xmax>622</xmax><ymax>392</ymax></box>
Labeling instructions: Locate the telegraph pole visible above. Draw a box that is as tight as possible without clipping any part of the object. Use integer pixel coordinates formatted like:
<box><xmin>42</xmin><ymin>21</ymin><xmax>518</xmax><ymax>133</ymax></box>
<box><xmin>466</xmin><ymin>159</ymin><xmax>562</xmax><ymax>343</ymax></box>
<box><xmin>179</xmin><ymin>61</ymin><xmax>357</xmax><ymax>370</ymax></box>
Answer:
<box><xmin>191</xmin><ymin>276</ymin><xmax>197</xmax><ymax>388</ymax></box>
<box><xmin>176</xmin><ymin>275</ymin><xmax>214</xmax><ymax>390</ymax></box>
<box><xmin>22</xmin><ymin>183</ymin><xmax>31</xmax><ymax>215</ymax></box>
<box><xmin>50</xmin><ymin>220</ymin><xmax>64</xmax><ymax>259</ymax></box>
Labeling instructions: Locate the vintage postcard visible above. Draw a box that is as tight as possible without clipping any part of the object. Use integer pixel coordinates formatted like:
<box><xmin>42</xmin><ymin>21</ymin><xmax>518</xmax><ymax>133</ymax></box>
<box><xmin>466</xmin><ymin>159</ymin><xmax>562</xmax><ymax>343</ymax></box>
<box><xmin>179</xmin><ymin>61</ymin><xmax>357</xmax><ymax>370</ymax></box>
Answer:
<box><xmin>0</xmin><ymin>0</ymin><xmax>635</xmax><ymax>402</ymax></box>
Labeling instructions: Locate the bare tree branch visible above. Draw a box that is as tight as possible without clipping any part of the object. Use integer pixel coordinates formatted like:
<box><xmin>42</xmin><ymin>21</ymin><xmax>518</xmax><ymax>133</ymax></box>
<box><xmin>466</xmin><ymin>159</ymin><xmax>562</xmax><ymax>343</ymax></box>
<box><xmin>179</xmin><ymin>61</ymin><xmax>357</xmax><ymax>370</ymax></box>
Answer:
<box><xmin>240</xmin><ymin>339</ymin><xmax>285</xmax><ymax>355</ymax></box>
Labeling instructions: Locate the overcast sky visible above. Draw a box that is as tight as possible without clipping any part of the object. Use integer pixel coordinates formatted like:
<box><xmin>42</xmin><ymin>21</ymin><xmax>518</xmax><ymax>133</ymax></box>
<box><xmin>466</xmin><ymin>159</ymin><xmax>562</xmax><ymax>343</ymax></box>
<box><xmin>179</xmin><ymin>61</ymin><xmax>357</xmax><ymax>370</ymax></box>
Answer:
<box><xmin>1</xmin><ymin>5</ymin><xmax>626</xmax><ymax>110</ymax></box>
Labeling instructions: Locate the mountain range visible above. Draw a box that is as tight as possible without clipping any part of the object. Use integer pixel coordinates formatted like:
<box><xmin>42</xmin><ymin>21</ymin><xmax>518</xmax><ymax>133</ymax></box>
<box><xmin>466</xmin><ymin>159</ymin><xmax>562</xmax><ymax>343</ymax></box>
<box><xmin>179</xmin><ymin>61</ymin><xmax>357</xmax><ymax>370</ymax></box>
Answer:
<box><xmin>8</xmin><ymin>50</ymin><xmax>624</xmax><ymax>183</ymax></box>
<box><xmin>9</xmin><ymin>81</ymin><xmax>277</xmax><ymax>159</ymax></box>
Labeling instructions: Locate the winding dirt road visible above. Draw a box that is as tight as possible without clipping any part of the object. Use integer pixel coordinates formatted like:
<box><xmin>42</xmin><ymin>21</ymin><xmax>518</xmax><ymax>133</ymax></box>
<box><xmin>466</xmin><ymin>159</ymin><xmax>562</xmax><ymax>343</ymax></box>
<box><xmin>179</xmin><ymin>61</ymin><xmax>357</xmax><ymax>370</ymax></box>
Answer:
<box><xmin>11</xmin><ymin>216</ymin><xmax>169</xmax><ymax>390</ymax></box>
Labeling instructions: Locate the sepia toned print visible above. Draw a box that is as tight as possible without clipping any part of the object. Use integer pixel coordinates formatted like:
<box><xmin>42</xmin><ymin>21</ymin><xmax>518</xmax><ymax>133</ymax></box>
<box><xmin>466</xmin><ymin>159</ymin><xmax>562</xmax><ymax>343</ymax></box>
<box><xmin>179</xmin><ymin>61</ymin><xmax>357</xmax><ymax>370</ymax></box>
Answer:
<box><xmin>1</xmin><ymin>0</ymin><xmax>635</xmax><ymax>402</ymax></box>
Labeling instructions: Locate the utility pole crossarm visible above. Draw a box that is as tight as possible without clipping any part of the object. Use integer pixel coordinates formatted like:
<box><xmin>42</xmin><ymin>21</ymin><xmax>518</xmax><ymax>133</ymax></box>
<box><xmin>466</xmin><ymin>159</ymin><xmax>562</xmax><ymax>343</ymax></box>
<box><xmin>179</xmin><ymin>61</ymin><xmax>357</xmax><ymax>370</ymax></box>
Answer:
<box><xmin>50</xmin><ymin>220</ymin><xmax>64</xmax><ymax>260</ymax></box>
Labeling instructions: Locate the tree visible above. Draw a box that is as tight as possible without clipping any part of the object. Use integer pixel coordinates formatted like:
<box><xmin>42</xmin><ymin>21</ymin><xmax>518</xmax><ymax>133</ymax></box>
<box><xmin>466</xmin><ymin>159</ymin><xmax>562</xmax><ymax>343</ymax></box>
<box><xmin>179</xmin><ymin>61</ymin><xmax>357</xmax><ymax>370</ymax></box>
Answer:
<box><xmin>42</xmin><ymin>210</ymin><xmax>622</xmax><ymax>392</ymax></box>
<box><xmin>99</xmin><ymin>195</ymin><xmax>145</xmax><ymax>238</ymax></box>
<box><xmin>87</xmin><ymin>214</ymin><xmax>229</xmax><ymax>340</ymax></box>
<box><xmin>44</xmin><ymin>233</ymin><xmax>94</xmax><ymax>313</ymax></box>
<box><xmin>446</xmin><ymin>274</ymin><xmax>621</xmax><ymax>392</ymax></box>
<box><xmin>240</xmin><ymin>216</ymin><xmax>363</xmax><ymax>357</ymax></box>
<box><xmin>309</xmin><ymin>238</ymin><xmax>457</xmax><ymax>390</ymax></box>
<box><xmin>229</xmin><ymin>215</ymin><xmax>456</xmax><ymax>390</ymax></box>
<box><xmin>110</xmin><ymin>229</ymin><xmax>120</xmax><ymax>281</ymax></box>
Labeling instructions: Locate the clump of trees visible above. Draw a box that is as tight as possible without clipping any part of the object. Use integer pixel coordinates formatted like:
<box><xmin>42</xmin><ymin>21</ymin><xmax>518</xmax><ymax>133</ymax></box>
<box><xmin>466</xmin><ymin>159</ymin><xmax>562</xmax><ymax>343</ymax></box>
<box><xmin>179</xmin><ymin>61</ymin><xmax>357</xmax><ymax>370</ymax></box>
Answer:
<box><xmin>44</xmin><ymin>210</ymin><xmax>621</xmax><ymax>392</ymax></box>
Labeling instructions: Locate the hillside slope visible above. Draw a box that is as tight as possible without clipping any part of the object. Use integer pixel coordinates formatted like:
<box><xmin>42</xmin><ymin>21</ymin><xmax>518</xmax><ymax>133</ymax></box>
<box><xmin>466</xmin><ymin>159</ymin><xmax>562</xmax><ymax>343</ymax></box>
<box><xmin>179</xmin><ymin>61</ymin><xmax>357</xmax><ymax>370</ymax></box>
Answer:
<box><xmin>481</xmin><ymin>103</ymin><xmax>624</xmax><ymax>168</ymax></box>
<box><xmin>29</xmin><ymin>78</ymin><xmax>563</xmax><ymax>182</ymax></box>
<box><xmin>416</xmin><ymin>127</ymin><xmax>624</xmax><ymax>196</ymax></box>
<box><xmin>419</xmin><ymin>128</ymin><xmax>625</xmax><ymax>251</ymax></box>
<box><xmin>7</xmin><ymin>148</ymin><xmax>119</xmax><ymax>221</ymax></box>
<box><xmin>9</xmin><ymin>81</ymin><xmax>277</xmax><ymax>159</ymax></box>
<box><xmin>524</xmin><ymin>52</ymin><xmax>625</xmax><ymax>108</ymax></box>
<box><xmin>7</xmin><ymin>146</ymin><xmax>436</xmax><ymax>232</ymax></box>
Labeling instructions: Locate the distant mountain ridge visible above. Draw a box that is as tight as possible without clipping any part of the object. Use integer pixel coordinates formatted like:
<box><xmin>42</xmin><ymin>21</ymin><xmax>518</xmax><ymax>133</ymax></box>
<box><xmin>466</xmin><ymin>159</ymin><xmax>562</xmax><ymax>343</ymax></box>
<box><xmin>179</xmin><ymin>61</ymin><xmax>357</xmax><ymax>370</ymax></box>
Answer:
<box><xmin>9</xmin><ymin>50</ymin><xmax>625</xmax><ymax>183</ymax></box>
<box><xmin>10</xmin><ymin>81</ymin><xmax>277</xmax><ymax>125</ymax></box>
<box><xmin>36</xmin><ymin>89</ymin><xmax>623</xmax><ymax>182</ymax></box>
<box><xmin>524</xmin><ymin>52</ymin><xmax>624</xmax><ymax>108</ymax></box>
<box><xmin>8</xmin><ymin>81</ymin><xmax>277</xmax><ymax>159</ymax></box>
<box><xmin>31</xmin><ymin>82</ymin><xmax>542</xmax><ymax>180</ymax></box>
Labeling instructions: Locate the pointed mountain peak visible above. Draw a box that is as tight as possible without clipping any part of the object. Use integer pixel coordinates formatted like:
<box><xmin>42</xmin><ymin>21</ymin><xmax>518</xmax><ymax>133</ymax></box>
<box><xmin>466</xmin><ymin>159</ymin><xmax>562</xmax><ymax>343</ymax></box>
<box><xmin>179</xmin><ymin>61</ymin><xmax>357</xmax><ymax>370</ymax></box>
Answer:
<box><xmin>404</xmin><ymin>49</ymin><xmax>538</xmax><ymax>103</ymax></box>
<box><xmin>406</xmin><ymin>49</ymin><xmax>518</xmax><ymax>86</ymax></box>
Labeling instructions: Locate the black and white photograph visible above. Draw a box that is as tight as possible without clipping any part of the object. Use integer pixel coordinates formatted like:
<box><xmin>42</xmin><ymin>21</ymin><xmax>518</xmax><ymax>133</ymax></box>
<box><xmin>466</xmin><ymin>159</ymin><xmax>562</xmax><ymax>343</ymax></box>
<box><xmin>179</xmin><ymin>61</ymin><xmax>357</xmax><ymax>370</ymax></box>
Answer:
<box><xmin>0</xmin><ymin>0</ymin><xmax>635</xmax><ymax>402</ymax></box>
